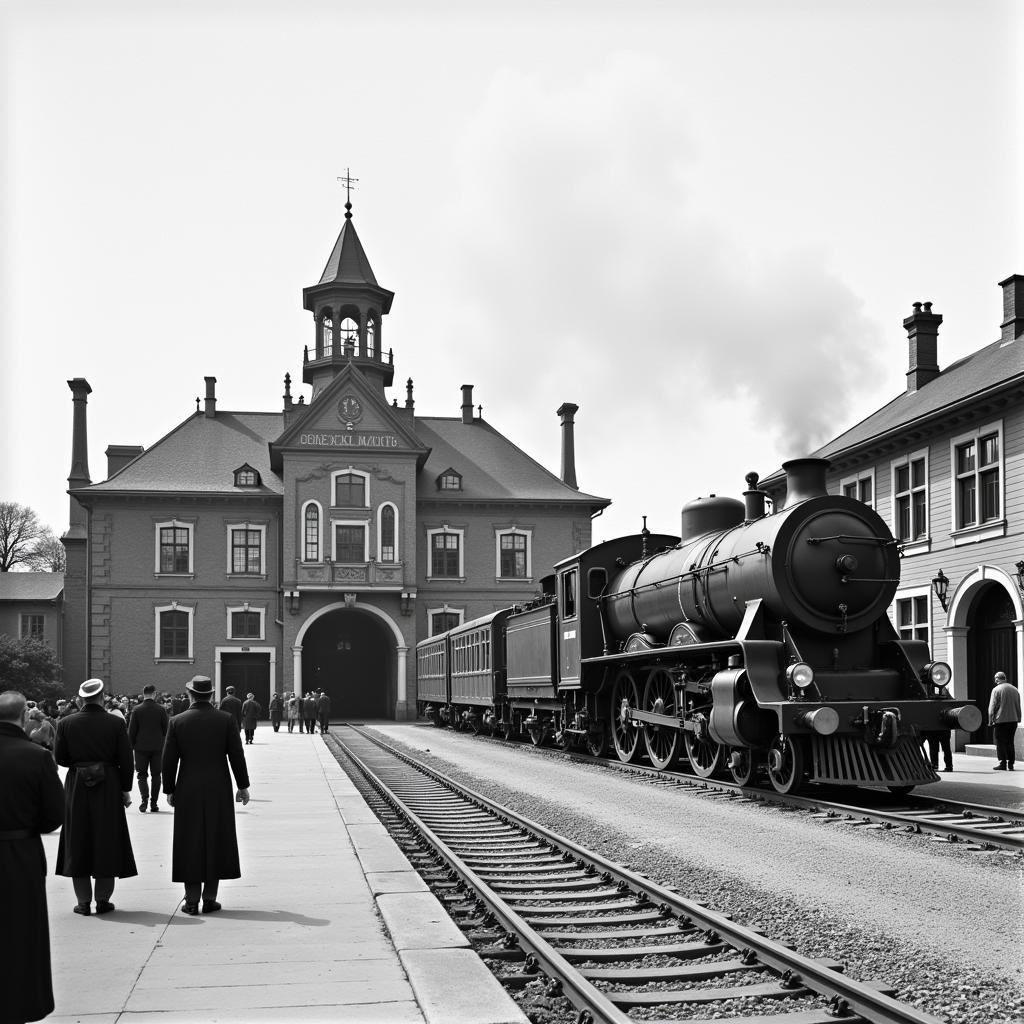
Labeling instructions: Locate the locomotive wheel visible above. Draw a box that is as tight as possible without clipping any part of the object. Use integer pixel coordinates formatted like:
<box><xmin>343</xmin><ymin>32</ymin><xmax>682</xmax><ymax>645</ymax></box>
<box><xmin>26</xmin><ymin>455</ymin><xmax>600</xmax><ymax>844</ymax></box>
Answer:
<box><xmin>728</xmin><ymin>747</ymin><xmax>760</xmax><ymax>787</ymax></box>
<box><xmin>684</xmin><ymin>728</ymin><xmax>724</xmax><ymax>778</ymax></box>
<box><xmin>558</xmin><ymin>726</ymin><xmax>574</xmax><ymax>751</ymax></box>
<box><xmin>642</xmin><ymin>668</ymin><xmax>681</xmax><ymax>771</ymax></box>
<box><xmin>611</xmin><ymin>671</ymin><xmax>642</xmax><ymax>763</ymax></box>
<box><xmin>766</xmin><ymin>735</ymin><xmax>806</xmax><ymax>795</ymax></box>
<box><xmin>585</xmin><ymin>725</ymin><xmax>608</xmax><ymax>758</ymax></box>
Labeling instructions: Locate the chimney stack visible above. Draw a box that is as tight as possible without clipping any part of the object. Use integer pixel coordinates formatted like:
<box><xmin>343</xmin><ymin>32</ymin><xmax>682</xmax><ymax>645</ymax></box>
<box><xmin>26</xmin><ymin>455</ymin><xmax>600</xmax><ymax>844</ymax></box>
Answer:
<box><xmin>557</xmin><ymin>402</ymin><xmax>579</xmax><ymax>489</ymax></box>
<box><xmin>204</xmin><ymin>376</ymin><xmax>217</xmax><ymax>418</ymax></box>
<box><xmin>461</xmin><ymin>384</ymin><xmax>474</xmax><ymax>424</ymax></box>
<box><xmin>903</xmin><ymin>301</ymin><xmax>942</xmax><ymax>392</ymax></box>
<box><xmin>106</xmin><ymin>445</ymin><xmax>143</xmax><ymax>478</ymax></box>
<box><xmin>405</xmin><ymin>377</ymin><xmax>414</xmax><ymax>411</ymax></box>
<box><xmin>66</xmin><ymin>378</ymin><xmax>93</xmax><ymax>537</ymax></box>
<box><xmin>999</xmin><ymin>274</ymin><xmax>1024</xmax><ymax>344</ymax></box>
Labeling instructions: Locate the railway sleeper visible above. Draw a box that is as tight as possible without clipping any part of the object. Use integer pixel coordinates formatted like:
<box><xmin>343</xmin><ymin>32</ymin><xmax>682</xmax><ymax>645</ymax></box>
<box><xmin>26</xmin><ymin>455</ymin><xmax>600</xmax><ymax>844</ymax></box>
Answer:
<box><xmin>610</xmin><ymin>979</ymin><xmax>811</xmax><ymax>1006</ymax></box>
<box><xmin>556</xmin><ymin>940</ymin><xmax>727</xmax><ymax>961</ymax></box>
<box><xmin>581</xmin><ymin>956</ymin><xmax>845</xmax><ymax>982</ymax></box>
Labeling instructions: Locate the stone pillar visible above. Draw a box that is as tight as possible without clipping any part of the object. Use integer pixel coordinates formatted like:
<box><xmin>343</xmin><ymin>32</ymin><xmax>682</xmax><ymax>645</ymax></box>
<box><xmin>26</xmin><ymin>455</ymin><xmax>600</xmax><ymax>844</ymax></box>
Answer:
<box><xmin>292</xmin><ymin>645</ymin><xmax>303</xmax><ymax>698</ymax></box>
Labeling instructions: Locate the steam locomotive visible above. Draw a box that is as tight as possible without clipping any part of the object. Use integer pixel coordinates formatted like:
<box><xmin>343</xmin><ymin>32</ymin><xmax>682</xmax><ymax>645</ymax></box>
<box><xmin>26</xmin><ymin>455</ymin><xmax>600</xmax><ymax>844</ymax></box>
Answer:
<box><xmin>416</xmin><ymin>459</ymin><xmax>983</xmax><ymax>794</ymax></box>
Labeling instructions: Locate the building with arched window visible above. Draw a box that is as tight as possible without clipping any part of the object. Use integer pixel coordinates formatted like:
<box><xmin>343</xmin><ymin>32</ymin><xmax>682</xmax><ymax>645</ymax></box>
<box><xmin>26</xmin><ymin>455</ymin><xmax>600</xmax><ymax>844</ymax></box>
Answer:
<box><xmin>60</xmin><ymin>201</ymin><xmax>608</xmax><ymax>719</ymax></box>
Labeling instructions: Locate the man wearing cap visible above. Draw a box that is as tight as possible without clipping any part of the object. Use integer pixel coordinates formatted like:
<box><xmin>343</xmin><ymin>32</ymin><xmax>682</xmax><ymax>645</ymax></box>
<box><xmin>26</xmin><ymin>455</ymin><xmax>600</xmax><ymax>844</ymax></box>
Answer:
<box><xmin>162</xmin><ymin>675</ymin><xmax>250</xmax><ymax>915</ymax></box>
<box><xmin>989</xmin><ymin>671</ymin><xmax>1022</xmax><ymax>771</ymax></box>
<box><xmin>128</xmin><ymin>683</ymin><xmax>170</xmax><ymax>812</ymax></box>
<box><xmin>54</xmin><ymin>679</ymin><xmax>138</xmax><ymax>915</ymax></box>
<box><xmin>240</xmin><ymin>692</ymin><xmax>261</xmax><ymax>745</ymax></box>
<box><xmin>219</xmin><ymin>685</ymin><xmax>243</xmax><ymax>732</ymax></box>
<box><xmin>0</xmin><ymin>690</ymin><xmax>65</xmax><ymax>1024</ymax></box>
<box><xmin>317</xmin><ymin>689</ymin><xmax>332</xmax><ymax>735</ymax></box>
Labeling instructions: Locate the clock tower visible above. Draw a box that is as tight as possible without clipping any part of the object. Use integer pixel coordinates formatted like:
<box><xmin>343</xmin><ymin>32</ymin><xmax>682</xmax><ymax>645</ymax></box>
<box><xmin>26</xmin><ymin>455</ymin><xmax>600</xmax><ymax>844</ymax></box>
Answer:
<box><xmin>301</xmin><ymin>199</ymin><xmax>396</xmax><ymax>400</ymax></box>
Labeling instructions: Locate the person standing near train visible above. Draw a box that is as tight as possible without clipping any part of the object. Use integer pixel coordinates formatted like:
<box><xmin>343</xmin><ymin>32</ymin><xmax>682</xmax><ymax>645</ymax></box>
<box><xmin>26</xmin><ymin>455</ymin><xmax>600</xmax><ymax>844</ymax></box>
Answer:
<box><xmin>989</xmin><ymin>671</ymin><xmax>1021</xmax><ymax>771</ymax></box>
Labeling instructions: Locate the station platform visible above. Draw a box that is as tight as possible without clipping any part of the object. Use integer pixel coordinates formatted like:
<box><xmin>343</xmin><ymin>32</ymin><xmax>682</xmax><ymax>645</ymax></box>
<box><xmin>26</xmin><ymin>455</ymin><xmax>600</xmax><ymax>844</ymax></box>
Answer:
<box><xmin>41</xmin><ymin>725</ymin><xmax>527</xmax><ymax>1024</ymax></box>
<box><xmin>914</xmin><ymin>749</ymin><xmax>1024</xmax><ymax>810</ymax></box>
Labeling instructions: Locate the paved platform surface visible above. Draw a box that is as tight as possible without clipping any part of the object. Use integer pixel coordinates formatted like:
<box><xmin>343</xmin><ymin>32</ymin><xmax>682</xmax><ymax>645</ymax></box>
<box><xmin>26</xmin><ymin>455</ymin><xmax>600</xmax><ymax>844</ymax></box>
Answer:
<box><xmin>42</xmin><ymin>724</ymin><xmax>527</xmax><ymax>1024</ymax></box>
<box><xmin>914</xmin><ymin>750</ymin><xmax>1024</xmax><ymax>810</ymax></box>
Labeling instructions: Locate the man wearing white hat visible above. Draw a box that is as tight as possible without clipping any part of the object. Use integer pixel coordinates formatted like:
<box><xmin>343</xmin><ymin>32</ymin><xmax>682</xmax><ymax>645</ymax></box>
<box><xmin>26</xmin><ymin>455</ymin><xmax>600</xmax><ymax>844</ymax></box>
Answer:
<box><xmin>162</xmin><ymin>675</ymin><xmax>250</xmax><ymax>914</ymax></box>
<box><xmin>53</xmin><ymin>679</ymin><xmax>138</xmax><ymax>915</ymax></box>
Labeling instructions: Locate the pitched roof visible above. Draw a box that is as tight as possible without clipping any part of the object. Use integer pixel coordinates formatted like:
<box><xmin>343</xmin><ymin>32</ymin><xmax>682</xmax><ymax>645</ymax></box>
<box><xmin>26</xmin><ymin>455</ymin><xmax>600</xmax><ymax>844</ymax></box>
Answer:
<box><xmin>79</xmin><ymin>412</ymin><xmax>285</xmax><ymax>496</ymax></box>
<box><xmin>0</xmin><ymin>572</ymin><xmax>64</xmax><ymax>602</ymax></box>
<box><xmin>415</xmin><ymin>417</ymin><xmax>609</xmax><ymax>508</ymax></box>
<box><xmin>763</xmin><ymin>332</ymin><xmax>1024</xmax><ymax>486</ymax></box>
<box><xmin>318</xmin><ymin>217</ymin><xmax>380</xmax><ymax>288</ymax></box>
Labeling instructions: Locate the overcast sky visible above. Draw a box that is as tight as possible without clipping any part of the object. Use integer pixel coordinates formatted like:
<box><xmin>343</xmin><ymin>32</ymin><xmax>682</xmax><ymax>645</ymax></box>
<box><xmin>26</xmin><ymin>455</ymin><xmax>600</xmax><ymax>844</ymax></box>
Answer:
<box><xmin>1</xmin><ymin>0</ymin><xmax>1021</xmax><ymax>548</ymax></box>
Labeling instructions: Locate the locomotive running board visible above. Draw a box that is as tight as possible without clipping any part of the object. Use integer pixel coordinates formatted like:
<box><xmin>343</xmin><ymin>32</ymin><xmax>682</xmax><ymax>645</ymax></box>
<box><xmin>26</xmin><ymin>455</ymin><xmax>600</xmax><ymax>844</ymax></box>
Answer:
<box><xmin>811</xmin><ymin>735</ymin><xmax>938</xmax><ymax>787</ymax></box>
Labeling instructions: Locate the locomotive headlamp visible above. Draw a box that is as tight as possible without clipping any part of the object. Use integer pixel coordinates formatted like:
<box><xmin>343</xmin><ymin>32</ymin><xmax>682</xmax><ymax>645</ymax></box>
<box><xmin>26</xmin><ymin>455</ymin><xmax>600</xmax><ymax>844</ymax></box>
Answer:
<box><xmin>786</xmin><ymin>663</ymin><xmax>815</xmax><ymax>689</ymax></box>
<box><xmin>925</xmin><ymin>662</ymin><xmax>952</xmax><ymax>689</ymax></box>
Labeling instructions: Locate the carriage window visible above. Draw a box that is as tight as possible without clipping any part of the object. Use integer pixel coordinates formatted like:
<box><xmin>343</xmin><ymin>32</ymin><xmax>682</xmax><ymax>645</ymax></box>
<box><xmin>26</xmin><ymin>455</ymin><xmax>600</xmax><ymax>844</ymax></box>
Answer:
<box><xmin>560</xmin><ymin>569</ymin><xmax>578</xmax><ymax>620</ymax></box>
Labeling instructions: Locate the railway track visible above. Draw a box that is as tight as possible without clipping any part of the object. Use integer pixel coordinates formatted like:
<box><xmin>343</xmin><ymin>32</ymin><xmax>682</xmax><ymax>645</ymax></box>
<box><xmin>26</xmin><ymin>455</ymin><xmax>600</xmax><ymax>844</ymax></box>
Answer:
<box><xmin>326</xmin><ymin>724</ymin><xmax>946</xmax><ymax>1024</ymax></box>
<box><xmin>443</xmin><ymin>729</ymin><xmax>1024</xmax><ymax>855</ymax></box>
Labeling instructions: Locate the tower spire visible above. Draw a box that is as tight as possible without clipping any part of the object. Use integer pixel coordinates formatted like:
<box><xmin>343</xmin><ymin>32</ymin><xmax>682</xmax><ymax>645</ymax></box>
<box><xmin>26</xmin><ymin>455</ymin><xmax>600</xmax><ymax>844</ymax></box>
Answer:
<box><xmin>337</xmin><ymin>168</ymin><xmax>358</xmax><ymax>220</ymax></box>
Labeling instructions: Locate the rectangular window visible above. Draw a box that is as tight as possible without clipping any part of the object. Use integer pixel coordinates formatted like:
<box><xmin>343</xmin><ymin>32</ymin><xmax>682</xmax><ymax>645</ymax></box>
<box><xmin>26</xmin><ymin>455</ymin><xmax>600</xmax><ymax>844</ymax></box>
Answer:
<box><xmin>231</xmin><ymin>528</ymin><xmax>262</xmax><ymax>574</ymax></box>
<box><xmin>159</xmin><ymin>610</ymin><xmax>190</xmax><ymax>658</ymax></box>
<box><xmin>955</xmin><ymin>430</ymin><xmax>1001</xmax><ymax>529</ymax></box>
<box><xmin>304</xmin><ymin>506</ymin><xmax>320</xmax><ymax>562</ymax></box>
<box><xmin>20</xmin><ymin>615</ymin><xmax>45</xmax><ymax>641</ymax></box>
<box><xmin>334</xmin><ymin>474</ymin><xmax>366</xmax><ymax>507</ymax></box>
<box><xmin>842</xmin><ymin>473</ymin><xmax>873</xmax><ymax>507</ymax></box>
<box><xmin>431</xmin><ymin>532</ymin><xmax>461</xmax><ymax>577</ymax></box>
<box><xmin>896</xmin><ymin>595</ymin><xmax>929</xmax><ymax>643</ymax></box>
<box><xmin>335</xmin><ymin>525</ymin><xmax>366</xmax><ymax>562</ymax></box>
<box><xmin>499</xmin><ymin>533</ymin><xmax>528</xmax><ymax>578</ymax></box>
<box><xmin>230</xmin><ymin>610</ymin><xmax>262</xmax><ymax>639</ymax></box>
<box><xmin>160</xmin><ymin>526</ymin><xmax>190</xmax><ymax>573</ymax></box>
<box><xmin>894</xmin><ymin>455</ymin><xmax>927</xmax><ymax>542</ymax></box>
<box><xmin>431</xmin><ymin>611</ymin><xmax>461</xmax><ymax>635</ymax></box>
<box><xmin>560</xmin><ymin>568</ymin><xmax>578</xmax><ymax>620</ymax></box>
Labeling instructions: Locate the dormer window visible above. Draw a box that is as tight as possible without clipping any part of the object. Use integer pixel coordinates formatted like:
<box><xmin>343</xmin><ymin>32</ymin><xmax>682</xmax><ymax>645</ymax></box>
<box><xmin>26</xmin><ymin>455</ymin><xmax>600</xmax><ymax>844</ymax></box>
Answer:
<box><xmin>234</xmin><ymin>465</ymin><xmax>260</xmax><ymax>488</ymax></box>
<box><xmin>438</xmin><ymin>468</ymin><xmax>462</xmax><ymax>491</ymax></box>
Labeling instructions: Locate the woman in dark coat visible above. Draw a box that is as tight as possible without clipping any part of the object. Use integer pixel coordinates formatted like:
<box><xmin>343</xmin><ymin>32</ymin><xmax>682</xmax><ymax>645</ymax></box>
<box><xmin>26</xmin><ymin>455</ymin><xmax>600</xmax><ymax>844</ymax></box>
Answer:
<box><xmin>54</xmin><ymin>679</ymin><xmax>137</xmax><ymax>913</ymax></box>
<box><xmin>0</xmin><ymin>691</ymin><xmax>65</xmax><ymax>1024</ymax></box>
<box><xmin>162</xmin><ymin>675</ymin><xmax>250</xmax><ymax>914</ymax></box>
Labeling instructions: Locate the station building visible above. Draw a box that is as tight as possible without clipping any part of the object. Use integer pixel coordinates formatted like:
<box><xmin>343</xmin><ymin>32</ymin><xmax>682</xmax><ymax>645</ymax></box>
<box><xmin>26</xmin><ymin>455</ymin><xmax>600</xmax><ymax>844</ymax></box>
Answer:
<box><xmin>764</xmin><ymin>275</ymin><xmax>1024</xmax><ymax>755</ymax></box>
<box><xmin>60</xmin><ymin>202</ymin><xmax>609</xmax><ymax>717</ymax></box>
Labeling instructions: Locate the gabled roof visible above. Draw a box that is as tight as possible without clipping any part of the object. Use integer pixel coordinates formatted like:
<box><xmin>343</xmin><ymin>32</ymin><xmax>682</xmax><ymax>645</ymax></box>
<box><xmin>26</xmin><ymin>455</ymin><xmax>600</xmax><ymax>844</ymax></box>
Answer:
<box><xmin>415</xmin><ymin>418</ymin><xmax>609</xmax><ymax>509</ymax></box>
<box><xmin>318</xmin><ymin>217</ymin><xmax>380</xmax><ymax>288</ymax></box>
<box><xmin>763</xmin><ymin>332</ymin><xmax>1024</xmax><ymax>486</ymax></box>
<box><xmin>0</xmin><ymin>572</ymin><xmax>64</xmax><ymax>602</ymax></box>
<box><xmin>78</xmin><ymin>412</ymin><xmax>285</xmax><ymax>497</ymax></box>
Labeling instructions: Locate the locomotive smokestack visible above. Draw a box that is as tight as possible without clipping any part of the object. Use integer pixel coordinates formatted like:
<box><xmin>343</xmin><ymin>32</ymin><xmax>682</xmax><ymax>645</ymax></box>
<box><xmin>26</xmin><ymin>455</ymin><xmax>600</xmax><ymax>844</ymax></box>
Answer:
<box><xmin>781</xmin><ymin>458</ymin><xmax>831</xmax><ymax>509</ymax></box>
<box><xmin>557</xmin><ymin>402</ymin><xmax>579</xmax><ymax>489</ymax></box>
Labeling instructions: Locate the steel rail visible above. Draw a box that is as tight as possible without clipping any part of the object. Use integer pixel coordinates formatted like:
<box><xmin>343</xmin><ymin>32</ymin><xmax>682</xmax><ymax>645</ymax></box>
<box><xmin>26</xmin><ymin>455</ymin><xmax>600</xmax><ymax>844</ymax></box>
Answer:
<box><xmin>333</xmin><ymin>725</ymin><xmax>946</xmax><ymax>1024</ymax></box>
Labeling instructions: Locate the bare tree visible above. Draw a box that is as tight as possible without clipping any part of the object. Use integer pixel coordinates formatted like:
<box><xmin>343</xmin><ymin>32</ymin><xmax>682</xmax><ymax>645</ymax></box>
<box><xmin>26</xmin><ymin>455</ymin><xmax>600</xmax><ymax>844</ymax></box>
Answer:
<box><xmin>0</xmin><ymin>502</ymin><xmax>44</xmax><ymax>571</ymax></box>
<box><xmin>24</xmin><ymin>528</ymin><xmax>67</xmax><ymax>573</ymax></box>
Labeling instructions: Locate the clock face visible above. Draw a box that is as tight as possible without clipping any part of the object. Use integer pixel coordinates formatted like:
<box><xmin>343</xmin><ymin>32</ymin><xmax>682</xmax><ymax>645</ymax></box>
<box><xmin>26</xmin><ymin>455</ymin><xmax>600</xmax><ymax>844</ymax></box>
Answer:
<box><xmin>338</xmin><ymin>395</ymin><xmax>363</xmax><ymax>424</ymax></box>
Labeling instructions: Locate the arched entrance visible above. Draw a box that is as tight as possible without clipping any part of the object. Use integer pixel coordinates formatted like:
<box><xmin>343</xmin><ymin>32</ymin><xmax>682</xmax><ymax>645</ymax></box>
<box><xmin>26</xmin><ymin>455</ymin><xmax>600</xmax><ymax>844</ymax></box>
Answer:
<box><xmin>946</xmin><ymin>565</ymin><xmax>1024</xmax><ymax>748</ymax></box>
<box><xmin>966</xmin><ymin>585</ymin><xmax>1017</xmax><ymax>743</ymax></box>
<box><xmin>297</xmin><ymin>606</ymin><xmax>397</xmax><ymax>718</ymax></box>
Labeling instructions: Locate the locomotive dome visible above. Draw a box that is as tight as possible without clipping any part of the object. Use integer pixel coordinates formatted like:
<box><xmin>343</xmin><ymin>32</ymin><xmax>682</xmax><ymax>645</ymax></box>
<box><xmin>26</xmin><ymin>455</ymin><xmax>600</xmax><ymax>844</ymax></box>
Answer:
<box><xmin>680</xmin><ymin>494</ymin><xmax>745</xmax><ymax>542</ymax></box>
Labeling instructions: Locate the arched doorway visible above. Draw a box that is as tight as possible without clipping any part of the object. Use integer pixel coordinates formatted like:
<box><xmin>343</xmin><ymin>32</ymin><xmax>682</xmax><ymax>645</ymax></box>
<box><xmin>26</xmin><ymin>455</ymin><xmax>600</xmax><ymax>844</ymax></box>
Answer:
<box><xmin>966</xmin><ymin>584</ymin><xmax>1017</xmax><ymax>744</ymax></box>
<box><xmin>300</xmin><ymin>607</ymin><xmax>394</xmax><ymax>718</ymax></box>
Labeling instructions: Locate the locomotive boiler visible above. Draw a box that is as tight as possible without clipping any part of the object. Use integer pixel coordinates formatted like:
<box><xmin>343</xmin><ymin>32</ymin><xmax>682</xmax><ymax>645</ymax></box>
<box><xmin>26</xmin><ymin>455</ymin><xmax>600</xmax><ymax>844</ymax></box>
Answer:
<box><xmin>416</xmin><ymin>457</ymin><xmax>982</xmax><ymax>795</ymax></box>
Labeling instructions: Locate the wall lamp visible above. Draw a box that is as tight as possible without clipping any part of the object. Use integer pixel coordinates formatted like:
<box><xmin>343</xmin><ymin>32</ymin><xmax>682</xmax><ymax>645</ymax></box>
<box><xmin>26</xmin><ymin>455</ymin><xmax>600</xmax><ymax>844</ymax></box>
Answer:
<box><xmin>1014</xmin><ymin>561</ymin><xmax>1024</xmax><ymax>598</ymax></box>
<box><xmin>400</xmin><ymin>591</ymin><xmax>416</xmax><ymax>616</ymax></box>
<box><xmin>285</xmin><ymin>590</ymin><xmax>301</xmax><ymax>615</ymax></box>
<box><xmin>932</xmin><ymin>569</ymin><xmax>950</xmax><ymax>612</ymax></box>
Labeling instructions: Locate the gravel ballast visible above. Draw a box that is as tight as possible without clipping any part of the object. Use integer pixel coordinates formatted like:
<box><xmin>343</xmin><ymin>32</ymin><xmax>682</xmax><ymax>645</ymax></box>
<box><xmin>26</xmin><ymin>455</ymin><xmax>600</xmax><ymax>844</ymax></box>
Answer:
<box><xmin>369</xmin><ymin>724</ymin><xmax>1024</xmax><ymax>1024</ymax></box>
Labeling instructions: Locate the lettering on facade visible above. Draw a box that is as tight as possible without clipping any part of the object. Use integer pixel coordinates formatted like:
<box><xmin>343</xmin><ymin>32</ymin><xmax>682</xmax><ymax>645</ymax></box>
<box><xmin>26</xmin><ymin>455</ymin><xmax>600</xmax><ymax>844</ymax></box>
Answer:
<box><xmin>298</xmin><ymin>433</ymin><xmax>400</xmax><ymax>449</ymax></box>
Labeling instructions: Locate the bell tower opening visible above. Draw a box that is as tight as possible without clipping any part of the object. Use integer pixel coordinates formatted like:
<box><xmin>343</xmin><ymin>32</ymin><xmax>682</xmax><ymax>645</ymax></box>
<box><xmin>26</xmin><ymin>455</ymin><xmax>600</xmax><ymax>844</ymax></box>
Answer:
<box><xmin>301</xmin><ymin>607</ymin><xmax>393</xmax><ymax>718</ymax></box>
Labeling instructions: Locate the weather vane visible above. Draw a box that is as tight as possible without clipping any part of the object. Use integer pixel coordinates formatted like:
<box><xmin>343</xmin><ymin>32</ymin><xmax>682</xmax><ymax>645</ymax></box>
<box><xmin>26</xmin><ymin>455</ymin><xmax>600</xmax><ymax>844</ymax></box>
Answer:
<box><xmin>337</xmin><ymin>168</ymin><xmax>358</xmax><ymax>218</ymax></box>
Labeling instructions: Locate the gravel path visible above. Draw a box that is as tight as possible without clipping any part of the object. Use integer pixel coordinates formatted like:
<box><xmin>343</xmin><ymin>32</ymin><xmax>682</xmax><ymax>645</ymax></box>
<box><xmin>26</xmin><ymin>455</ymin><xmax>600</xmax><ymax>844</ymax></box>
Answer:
<box><xmin>369</xmin><ymin>724</ymin><xmax>1024</xmax><ymax>1024</ymax></box>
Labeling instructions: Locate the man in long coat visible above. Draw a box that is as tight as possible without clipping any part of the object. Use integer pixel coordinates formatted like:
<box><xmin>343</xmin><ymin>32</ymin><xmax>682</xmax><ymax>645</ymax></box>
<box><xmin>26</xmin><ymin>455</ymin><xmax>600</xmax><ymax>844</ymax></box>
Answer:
<box><xmin>316</xmin><ymin>690</ymin><xmax>332</xmax><ymax>734</ymax></box>
<box><xmin>268</xmin><ymin>692</ymin><xmax>283</xmax><ymax>733</ymax></box>
<box><xmin>54</xmin><ymin>678</ymin><xmax>137</xmax><ymax>914</ymax></box>
<box><xmin>240</xmin><ymin>692</ymin><xmax>261</xmax><ymax>745</ymax></box>
<box><xmin>162</xmin><ymin>675</ymin><xmax>250</xmax><ymax>914</ymax></box>
<box><xmin>0</xmin><ymin>690</ymin><xmax>65</xmax><ymax>1024</ymax></box>
<box><xmin>285</xmin><ymin>692</ymin><xmax>299</xmax><ymax>733</ymax></box>
<box><xmin>302</xmin><ymin>692</ymin><xmax>317</xmax><ymax>734</ymax></box>
<box><xmin>218</xmin><ymin>686</ymin><xmax>243</xmax><ymax>732</ymax></box>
